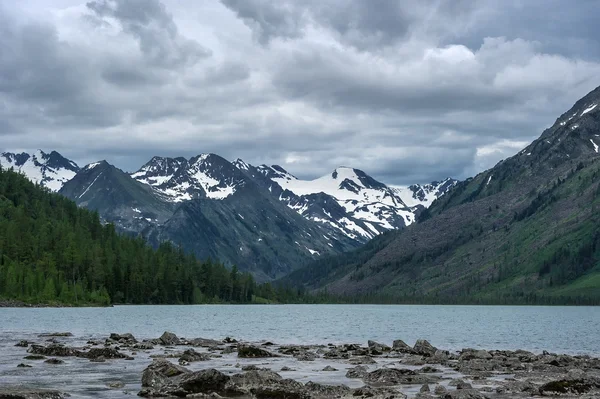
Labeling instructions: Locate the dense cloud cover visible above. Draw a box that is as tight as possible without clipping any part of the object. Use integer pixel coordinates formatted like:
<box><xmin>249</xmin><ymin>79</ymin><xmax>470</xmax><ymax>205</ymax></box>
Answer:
<box><xmin>1</xmin><ymin>0</ymin><xmax>599</xmax><ymax>184</ymax></box>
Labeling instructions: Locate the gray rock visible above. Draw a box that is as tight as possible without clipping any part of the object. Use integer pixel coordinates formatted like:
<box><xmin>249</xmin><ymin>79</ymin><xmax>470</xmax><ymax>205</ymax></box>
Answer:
<box><xmin>0</xmin><ymin>389</ymin><xmax>67</xmax><ymax>399</ymax></box>
<box><xmin>364</xmin><ymin>368</ymin><xmax>437</xmax><ymax>386</ymax></box>
<box><xmin>368</xmin><ymin>340</ymin><xmax>391</xmax><ymax>353</ymax></box>
<box><xmin>442</xmin><ymin>390</ymin><xmax>489</xmax><ymax>399</ymax></box>
<box><xmin>420</xmin><ymin>384</ymin><xmax>430</xmax><ymax>392</ymax></box>
<box><xmin>434</xmin><ymin>385</ymin><xmax>448</xmax><ymax>395</ymax></box>
<box><xmin>237</xmin><ymin>344</ymin><xmax>277</xmax><ymax>358</ymax></box>
<box><xmin>349</xmin><ymin>356</ymin><xmax>376</xmax><ymax>365</ymax></box>
<box><xmin>392</xmin><ymin>339</ymin><xmax>414</xmax><ymax>353</ymax></box>
<box><xmin>322</xmin><ymin>365</ymin><xmax>338</xmax><ymax>371</ymax></box>
<box><xmin>179</xmin><ymin>348</ymin><xmax>211</xmax><ymax>363</ymax></box>
<box><xmin>346</xmin><ymin>365</ymin><xmax>369</xmax><ymax>379</ymax></box>
<box><xmin>15</xmin><ymin>340</ymin><xmax>30</xmax><ymax>347</ymax></box>
<box><xmin>459</xmin><ymin>348</ymin><xmax>492</xmax><ymax>361</ymax></box>
<box><xmin>159</xmin><ymin>331</ymin><xmax>180</xmax><ymax>346</ymax></box>
<box><xmin>179</xmin><ymin>369</ymin><xmax>231</xmax><ymax>395</ymax></box>
<box><xmin>109</xmin><ymin>333</ymin><xmax>137</xmax><ymax>343</ymax></box>
<box><xmin>413</xmin><ymin>339</ymin><xmax>437</xmax><ymax>357</ymax></box>
<box><xmin>351</xmin><ymin>386</ymin><xmax>407</xmax><ymax>399</ymax></box>
<box><xmin>294</xmin><ymin>351</ymin><xmax>317</xmax><ymax>361</ymax></box>
<box><xmin>27</xmin><ymin>344</ymin><xmax>79</xmax><ymax>357</ymax></box>
<box><xmin>44</xmin><ymin>358</ymin><xmax>64</xmax><ymax>365</ymax></box>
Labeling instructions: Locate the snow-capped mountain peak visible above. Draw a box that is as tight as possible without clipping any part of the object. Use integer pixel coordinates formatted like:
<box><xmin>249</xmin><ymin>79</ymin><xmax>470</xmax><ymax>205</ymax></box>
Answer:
<box><xmin>0</xmin><ymin>150</ymin><xmax>79</xmax><ymax>191</ymax></box>
<box><xmin>393</xmin><ymin>178</ymin><xmax>458</xmax><ymax>208</ymax></box>
<box><xmin>130</xmin><ymin>153</ymin><xmax>247</xmax><ymax>202</ymax></box>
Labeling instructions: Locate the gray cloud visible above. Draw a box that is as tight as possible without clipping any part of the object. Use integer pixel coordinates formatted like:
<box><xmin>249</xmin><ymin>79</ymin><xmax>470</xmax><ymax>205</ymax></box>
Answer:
<box><xmin>0</xmin><ymin>0</ymin><xmax>599</xmax><ymax>185</ymax></box>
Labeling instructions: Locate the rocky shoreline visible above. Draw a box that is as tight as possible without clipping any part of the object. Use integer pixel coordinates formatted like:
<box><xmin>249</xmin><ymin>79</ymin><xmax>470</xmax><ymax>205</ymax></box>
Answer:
<box><xmin>2</xmin><ymin>331</ymin><xmax>600</xmax><ymax>398</ymax></box>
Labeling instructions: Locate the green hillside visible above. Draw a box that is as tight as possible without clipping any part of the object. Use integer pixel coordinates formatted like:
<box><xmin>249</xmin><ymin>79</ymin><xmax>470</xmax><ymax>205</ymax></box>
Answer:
<box><xmin>0</xmin><ymin>166</ymin><xmax>276</xmax><ymax>305</ymax></box>
<box><xmin>281</xmin><ymin>86</ymin><xmax>600</xmax><ymax>305</ymax></box>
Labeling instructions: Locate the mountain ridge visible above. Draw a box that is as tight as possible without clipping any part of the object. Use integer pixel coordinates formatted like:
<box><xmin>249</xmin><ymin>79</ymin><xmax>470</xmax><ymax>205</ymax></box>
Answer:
<box><xmin>281</xmin><ymin>85</ymin><xmax>600</xmax><ymax>304</ymax></box>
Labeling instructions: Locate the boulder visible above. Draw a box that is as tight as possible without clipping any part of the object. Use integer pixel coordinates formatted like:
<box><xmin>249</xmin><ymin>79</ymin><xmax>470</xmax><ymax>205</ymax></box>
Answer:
<box><xmin>139</xmin><ymin>359</ymin><xmax>190</xmax><ymax>397</ymax></box>
<box><xmin>15</xmin><ymin>340</ymin><xmax>30</xmax><ymax>347</ymax></box>
<box><xmin>27</xmin><ymin>344</ymin><xmax>80</xmax><ymax>357</ymax></box>
<box><xmin>442</xmin><ymin>390</ymin><xmax>489</xmax><ymax>399</ymax></box>
<box><xmin>346</xmin><ymin>365</ymin><xmax>369</xmax><ymax>379</ymax></box>
<box><xmin>159</xmin><ymin>331</ymin><xmax>180</xmax><ymax>346</ymax></box>
<box><xmin>364</xmin><ymin>368</ymin><xmax>437</xmax><ymax>385</ymax></box>
<box><xmin>237</xmin><ymin>344</ymin><xmax>277</xmax><ymax>358</ymax></box>
<box><xmin>179</xmin><ymin>369</ymin><xmax>231</xmax><ymax>395</ymax></box>
<box><xmin>392</xmin><ymin>339</ymin><xmax>414</xmax><ymax>353</ymax></box>
<box><xmin>0</xmin><ymin>389</ymin><xmax>67</xmax><ymax>399</ymax></box>
<box><xmin>539</xmin><ymin>378</ymin><xmax>599</xmax><ymax>395</ymax></box>
<box><xmin>413</xmin><ymin>340</ymin><xmax>437</xmax><ymax>357</ymax></box>
<box><xmin>109</xmin><ymin>333</ymin><xmax>137</xmax><ymax>343</ymax></box>
<box><xmin>459</xmin><ymin>349</ymin><xmax>492</xmax><ymax>361</ymax></box>
<box><xmin>351</xmin><ymin>386</ymin><xmax>407</xmax><ymax>399</ymax></box>
<box><xmin>349</xmin><ymin>356</ymin><xmax>376</xmax><ymax>365</ymax></box>
<box><xmin>294</xmin><ymin>351</ymin><xmax>317</xmax><ymax>361</ymax></box>
<box><xmin>368</xmin><ymin>340</ymin><xmax>391</xmax><ymax>353</ymax></box>
<box><xmin>179</xmin><ymin>348</ymin><xmax>211</xmax><ymax>363</ymax></box>
<box><xmin>304</xmin><ymin>381</ymin><xmax>351</xmax><ymax>397</ymax></box>
<box><xmin>322</xmin><ymin>365</ymin><xmax>337</xmax><ymax>371</ymax></box>
<box><xmin>188</xmin><ymin>337</ymin><xmax>223</xmax><ymax>348</ymax></box>
<box><xmin>82</xmin><ymin>347</ymin><xmax>128</xmax><ymax>360</ymax></box>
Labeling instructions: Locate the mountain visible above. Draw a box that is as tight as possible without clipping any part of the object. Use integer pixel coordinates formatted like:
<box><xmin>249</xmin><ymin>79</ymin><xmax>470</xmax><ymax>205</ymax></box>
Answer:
<box><xmin>232</xmin><ymin>160</ymin><xmax>457</xmax><ymax>240</ymax></box>
<box><xmin>0</xmin><ymin>150</ymin><xmax>79</xmax><ymax>191</ymax></box>
<box><xmin>282</xmin><ymin>85</ymin><xmax>600</xmax><ymax>305</ymax></box>
<box><xmin>6</xmin><ymin>148</ymin><xmax>454</xmax><ymax>281</ymax></box>
<box><xmin>60</xmin><ymin>154</ymin><xmax>359</xmax><ymax>281</ymax></box>
<box><xmin>59</xmin><ymin>161</ymin><xmax>174</xmax><ymax>233</ymax></box>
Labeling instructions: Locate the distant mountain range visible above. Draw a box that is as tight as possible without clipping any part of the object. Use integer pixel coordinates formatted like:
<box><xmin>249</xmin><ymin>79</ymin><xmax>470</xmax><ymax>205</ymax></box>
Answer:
<box><xmin>281</xmin><ymin>85</ymin><xmax>600</xmax><ymax>304</ymax></box>
<box><xmin>0</xmin><ymin>149</ymin><xmax>455</xmax><ymax>281</ymax></box>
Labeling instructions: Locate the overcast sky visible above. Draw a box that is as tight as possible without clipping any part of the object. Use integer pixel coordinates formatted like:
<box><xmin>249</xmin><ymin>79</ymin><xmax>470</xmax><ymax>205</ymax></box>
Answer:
<box><xmin>1</xmin><ymin>0</ymin><xmax>599</xmax><ymax>185</ymax></box>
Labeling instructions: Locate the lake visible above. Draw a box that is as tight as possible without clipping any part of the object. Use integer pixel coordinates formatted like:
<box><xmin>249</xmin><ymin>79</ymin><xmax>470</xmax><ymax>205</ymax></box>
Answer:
<box><xmin>1</xmin><ymin>304</ymin><xmax>598</xmax><ymax>354</ymax></box>
<box><xmin>1</xmin><ymin>304</ymin><xmax>599</xmax><ymax>398</ymax></box>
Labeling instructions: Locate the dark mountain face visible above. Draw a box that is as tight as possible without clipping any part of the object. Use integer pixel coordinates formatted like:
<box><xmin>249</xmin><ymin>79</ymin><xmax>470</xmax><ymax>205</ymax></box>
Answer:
<box><xmin>59</xmin><ymin>161</ymin><xmax>174</xmax><ymax>233</ymax></box>
<box><xmin>284</xmin><ymin>85</ymin><xmax>600</xmax><ymax>304</ymax></box>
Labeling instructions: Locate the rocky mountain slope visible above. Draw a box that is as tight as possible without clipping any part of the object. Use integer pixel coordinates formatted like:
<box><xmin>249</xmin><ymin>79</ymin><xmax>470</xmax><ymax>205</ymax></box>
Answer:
<box><xmin>0</xmin><ymin>150</ymin><xmax>79</xmax><ymax>191</ymax></box>
<box><xmin>232</xmin><ymin>160</ymin><xmax>456</xmax><ymax>240</ymax></box>
<box><xmin>282</xmin><ymin>85</ymin><xmax>600</xmax><ymax>304</ymax></box>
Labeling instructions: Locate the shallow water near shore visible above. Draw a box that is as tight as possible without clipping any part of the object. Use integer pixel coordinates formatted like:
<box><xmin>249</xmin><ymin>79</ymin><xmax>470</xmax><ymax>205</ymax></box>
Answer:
<box><xmin>1</xmin><ymin>304</ymin><xmax>599</xmax><ymax>398</ymax></box>
<box><xmin>1</xmin><ymin>304</ymin><xmax>599</xmax><ymax>354</ymax></box>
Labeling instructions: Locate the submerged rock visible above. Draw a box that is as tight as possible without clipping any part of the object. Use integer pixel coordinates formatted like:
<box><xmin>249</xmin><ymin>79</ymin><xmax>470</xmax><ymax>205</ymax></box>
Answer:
<box><xmin>27</xmin><ymin>344</ymin><xmax>79</xmax><ymax>357</ymax></box>
<box><xmin>109</xmin><ymin>333</ymin><xmax>137</xmax><ymax>343</ymax></box>
<box><xmin>368</xmin><ymin>340</ymin><xmax>391</xmax><ymax>353</ymax></box>
<box><xmin>237</xmin><ymin>344</ymin><xmax>277</xmax><ymax>358</ymax></box>
<box><xmin>179</xmin><ymin>348</ymin><xmax>211</xmax><ymax>363</ymax></box>
<box><xmin>346</xmin><ymin>365</ymin><xmax>369</xmax><ymax>379</ymax></box>
<box><xmin>44</xmin><ymin>358</ymin><xmax>64</xmax><ymax>365</ymax></box>
<box><xmin>538</xmin><ymin>378</ymin><xmax>600</xmax><ymax>395</ymax></box>
<box><xmin>15</xmin><ymin>340</ymin><xmax>30</xmax><ymax>347</ymax></box>
<box><xmin>364</xmin><ymin>368</ymin><xmax>437</xmax><ymax>385</ymax></box>
<box><xmin>0</xmin><ymin>389</ymin><xmax>67</xmax><ymax>399</ymax></box>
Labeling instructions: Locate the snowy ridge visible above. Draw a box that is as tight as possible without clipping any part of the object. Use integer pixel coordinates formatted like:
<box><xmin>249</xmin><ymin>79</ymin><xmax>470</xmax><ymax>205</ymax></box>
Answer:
<box><xmin>235</xmin><ymin>162</ymin><xmax>457</xmax><ymax>241</ymax></box>
<box><xmin>130</xmin><ymin>154</ymin><xmax>246</xmax><ymax>202</ymax></box>
<box><xmin>0</xmin><ymin>150</ymin><xmax>79</xmax><ymax>191</ymax></box>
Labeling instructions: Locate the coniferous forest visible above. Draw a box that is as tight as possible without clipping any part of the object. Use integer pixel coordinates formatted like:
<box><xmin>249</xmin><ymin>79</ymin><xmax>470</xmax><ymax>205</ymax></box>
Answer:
<box><xmin>0</xmin><ymin>167</ymin><xmax>305</xmax><ymax>306</ymax></box>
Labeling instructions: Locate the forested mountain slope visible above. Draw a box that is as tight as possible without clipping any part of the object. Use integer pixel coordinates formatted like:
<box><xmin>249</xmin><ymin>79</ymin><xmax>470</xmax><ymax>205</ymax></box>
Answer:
<box><xmin>0</xmin><ymin>167</ymin><xmax>271</xmax><ymax>305</ymax></box>
<box><xmin>283</xmin><ymin>86</ymin><xmax>600</xmax><ymax>305</ymax></box>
